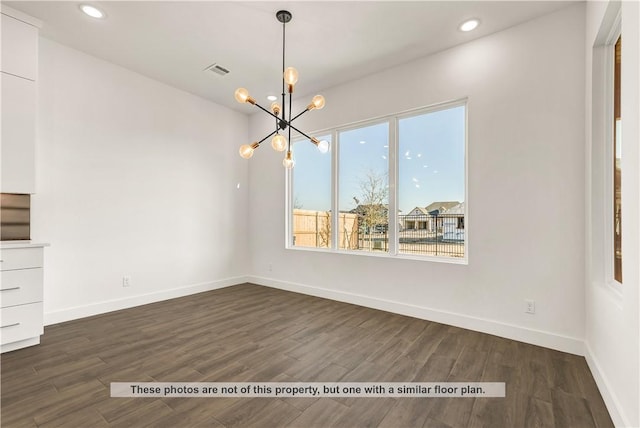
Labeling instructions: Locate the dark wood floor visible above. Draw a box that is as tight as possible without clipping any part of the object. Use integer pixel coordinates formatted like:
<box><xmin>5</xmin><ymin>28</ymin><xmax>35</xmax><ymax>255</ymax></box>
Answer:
<box><xmin>1</xmin><ymin>283</ymin><xmax>612</xmax><ymax>427</ymax></box>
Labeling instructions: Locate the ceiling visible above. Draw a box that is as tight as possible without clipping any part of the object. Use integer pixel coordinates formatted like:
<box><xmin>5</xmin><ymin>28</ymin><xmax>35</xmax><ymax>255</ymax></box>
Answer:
<box><xmin>6</xmin><ymin>1</ymin><xmax>576</xmax><ymax>113</ymax></box>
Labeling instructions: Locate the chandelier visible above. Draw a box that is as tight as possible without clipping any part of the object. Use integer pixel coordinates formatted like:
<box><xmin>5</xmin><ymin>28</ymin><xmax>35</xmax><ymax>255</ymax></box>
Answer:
<box><xmin>235</xmin><ymin>10</ymin><xmax>329</xmax><ymax>169</ymax></box>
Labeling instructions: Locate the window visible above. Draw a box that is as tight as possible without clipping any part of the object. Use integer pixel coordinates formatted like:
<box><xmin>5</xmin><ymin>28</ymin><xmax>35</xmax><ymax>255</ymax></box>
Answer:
<box><xmin>613</xmin><ymin>36</ymin><xmax>622</xmax><ymax>283</ymax></box>
<box><xmin>339</xmin><ymin>122</ymin><xmax>389</xmax><ymax>252</ymax></box>
<box><xmin>288</xmin><ymin>101</ymin><xmax>466</xmax><ymax>262</ymax></box>
<box><xmin>398</xmin><ymin>106</ymin><xmax>465</xmax><ymax>257</ymax></box>
<box><xmin>291</xmin><ymin>135</ymin><xmax>332</xmax><ymax>248</ymax></box>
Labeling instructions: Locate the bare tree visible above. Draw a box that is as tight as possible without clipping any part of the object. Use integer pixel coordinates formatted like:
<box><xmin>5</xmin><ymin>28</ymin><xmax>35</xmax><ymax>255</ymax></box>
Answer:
<box><xmin>293</xmin><ymin>195</ymin><xmax>303</xmax><ymax>210</ymax></box>
<box><xmin>356</xmin><ymin>169</ymin><xmax>388</xmax><ymax>250</ymax></box>
<box><xmin>318</xmin><ymin>211</ymin><xmax>331</xmax><ymax>248</ymax></box>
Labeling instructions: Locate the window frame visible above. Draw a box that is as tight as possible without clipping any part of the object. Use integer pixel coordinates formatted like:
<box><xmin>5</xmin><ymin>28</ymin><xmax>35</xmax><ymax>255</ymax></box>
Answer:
<box><xmin>286</xmin><ymin>98</ymin><xmax>468</xmax><ymax>264</ymax></box>
<box><xmin>602</xmin><ymin>13</ymin><xmax>622</xmax><ymax>291</ymax></box>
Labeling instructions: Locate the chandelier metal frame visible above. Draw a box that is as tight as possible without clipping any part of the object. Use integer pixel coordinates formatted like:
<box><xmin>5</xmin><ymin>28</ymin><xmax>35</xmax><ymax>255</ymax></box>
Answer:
<box><xmin>236</xmin><ymin>10</ymin><xmax>328</xmax><ymax>168</ymax></box>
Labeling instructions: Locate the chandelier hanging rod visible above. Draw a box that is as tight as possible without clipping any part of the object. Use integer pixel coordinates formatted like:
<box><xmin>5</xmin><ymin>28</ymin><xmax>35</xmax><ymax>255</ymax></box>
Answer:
<box><xmin>279</xmin><ymin>10</ymin><xmax>288</xmax><ymax>131</ymax></box>
<box><xmin>236</xmin><ymin>10</ymin><xmax>329</xmax><ymax>168</ymax></box>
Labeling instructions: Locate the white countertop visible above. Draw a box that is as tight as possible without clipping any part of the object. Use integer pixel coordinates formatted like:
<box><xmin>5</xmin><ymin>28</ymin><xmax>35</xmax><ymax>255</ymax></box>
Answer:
<box><xmin>0</xmin><ymin>241</ymin><xmax>50</xmax><ymax>249</ymax></box>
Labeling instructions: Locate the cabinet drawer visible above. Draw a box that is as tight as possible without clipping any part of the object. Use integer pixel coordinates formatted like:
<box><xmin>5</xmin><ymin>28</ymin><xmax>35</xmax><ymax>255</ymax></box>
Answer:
<box><xmin>0</xmin><ymin>247</ymin><xmax>42</xmax><ymax>271</ymax></box>
<box><xmin>0</xmin><ymin>268</ymin><xmax>42</xmax><ymax>308</ymax></box>
<box><xmin>0</xmin><ymin>302</ymin><xmax>43</xmax><ymax>345</ymax></box>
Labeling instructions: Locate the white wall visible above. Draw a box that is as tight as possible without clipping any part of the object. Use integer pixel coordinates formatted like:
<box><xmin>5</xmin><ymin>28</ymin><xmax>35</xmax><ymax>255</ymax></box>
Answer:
<box><xmin>585</xmin><ymin>1</ymin><xmax>640</xmax><ymax>426</ymax></box>
<box><xmin>248</xmin><ymin>4</ymin><xmax>586</xmax><ymax>354</ymax></box>
<box><xmin>22</xmin><ymin>5</ymin><xmax>639</xmax><ymax>424</ymax></box>
<box><xmin>32</xmin><ymin>38</ymin><xmax>250</xmax><ymax>323</ymax></box>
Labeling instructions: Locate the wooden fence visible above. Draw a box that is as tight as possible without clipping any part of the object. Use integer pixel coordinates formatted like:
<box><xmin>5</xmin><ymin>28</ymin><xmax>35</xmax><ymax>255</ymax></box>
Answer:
<box><xmin>292</xmin><ymin>210</ymin><xmax>359</xmax><ymax>249</ymax></box>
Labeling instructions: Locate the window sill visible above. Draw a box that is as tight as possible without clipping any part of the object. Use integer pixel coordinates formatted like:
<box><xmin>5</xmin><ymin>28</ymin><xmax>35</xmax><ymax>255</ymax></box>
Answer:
<box><xmin>286</xmin><ymin>245</ymin><xmax>468</xmax><ymax>265</ymax></box>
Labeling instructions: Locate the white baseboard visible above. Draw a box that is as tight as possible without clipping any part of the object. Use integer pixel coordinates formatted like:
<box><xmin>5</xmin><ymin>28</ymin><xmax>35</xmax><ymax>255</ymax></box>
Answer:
<box><xmin>42</xmin><ymin>276</ymin><xmax>624</xmax><ymax>423</ymax></box>
<box><xmin>45</xmin><ymin>275</ymin><xmax>584</xmax><ymax>355</ymax></box>
<box><xmin>584</xmin><ymin>342</ymin><xmax>630</xmax><ymax>428</ymax></box>
<box><xmin>247</xmin><ymin>275</ymin><xmax>585</xmax><ymax>356</ymax></box>
<box><xmin>44</xmin><ymin>276</ymin><xmax>248</xmax><ymax>325</ymax></box>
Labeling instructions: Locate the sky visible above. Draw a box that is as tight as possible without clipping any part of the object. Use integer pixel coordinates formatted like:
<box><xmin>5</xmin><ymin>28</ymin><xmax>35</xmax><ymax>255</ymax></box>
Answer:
<box><xmin>292</xmin><ymin>105</ymin><xmax>465</xmax><ymax>214</ymax></box>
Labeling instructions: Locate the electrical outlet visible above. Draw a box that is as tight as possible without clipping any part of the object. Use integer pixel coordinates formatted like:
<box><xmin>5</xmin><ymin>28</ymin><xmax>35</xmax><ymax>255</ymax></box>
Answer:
<box><xmin>268</xmin><ymin>264</ymin><xmax>273</xmax><ymax>272</ymax></box>
<box><xmin>123</xmin><ymin>276</ymin><xmax>131</xmax><ymax>287</ymax></box>
<box><xmin>525</xmin><ymin>299</ymin><xmax>535</xmax><ymax>314</ymax></box>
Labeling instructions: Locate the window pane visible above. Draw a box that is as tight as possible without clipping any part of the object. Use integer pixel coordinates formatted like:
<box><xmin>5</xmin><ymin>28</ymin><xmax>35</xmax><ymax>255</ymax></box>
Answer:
<box><xmin>398</xmin><ymin>105</ymin><xmax>465</xmax><ymax>258</ymax></box>
<box><xmin>613</xmin><ymin>36</ymin><xmax>622</xmax><ymax>283</ymax></box>
<box><xmin>291</xmin><ymin>135</ymin><xmax>332</xmax><ymax>248</ymax></box>
<box><xmin>338</xmin><ymin>123</ymin><xmax>389</xmax><ymax>252</ymax></box>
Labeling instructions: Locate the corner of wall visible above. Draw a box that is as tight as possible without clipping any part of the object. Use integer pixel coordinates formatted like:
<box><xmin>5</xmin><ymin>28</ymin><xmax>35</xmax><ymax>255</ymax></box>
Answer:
<box><xmin>584</xmin><ymin>341</ymin><xmax>630</xmax><ymax>427</ymax></box>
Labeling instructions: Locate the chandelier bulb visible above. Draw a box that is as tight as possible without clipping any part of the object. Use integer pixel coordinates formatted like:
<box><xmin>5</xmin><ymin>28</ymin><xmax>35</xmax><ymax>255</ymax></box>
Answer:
<box><xmin>234</xmin><ymin>88</ymin><xmax>249</xmax><ymax>103</ymax></box>
<box><xmin>311</xmin><ymin>137</ymin><xmax>330</xmax><ymax>154</ymax></box>
<box><xmin>309</xmin><ymin>95</ymin><xmax>326</xmax><ymax>110</ymax></box>
<box><xmin>284</xmin><ymin>67</ymin><xmax>299</xmax><ymax>87</ymax></box>
<box><xmin>283</xmin><ymin>151</ymin><xmax>295</xmax><ymax>169</ymax></box>
<box><xmin>271</xmin><ymin>134</ymin><xmax>287</xmax><ymax>152</ymax></box>
<box><xmin>239</xmin><ymin>143</ymin><xmax>256</xmax><ymax>159</ymax></box>
<box><xmin>271</xmin><ymin>102</ymin><xmax>281</xmax><ymax>116</ymax></box>
<box><xmin>317</xmin><ymin>139</ymin><xmax>330</xmax><ymax>153</ymax></box>
<box><xmin>234</xmin><ymin>88</ymin><xmax>255</xmax><ymax>105</ymax></box>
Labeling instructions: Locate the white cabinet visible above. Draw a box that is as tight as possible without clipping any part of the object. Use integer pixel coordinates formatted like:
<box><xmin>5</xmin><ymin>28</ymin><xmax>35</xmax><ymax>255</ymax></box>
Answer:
<box><xmin>1</xmin><ymin>73</ymin><xmax>36</xmax><ymax>193</ymax></box>
<box><xmin>1</xmin><ymin>7</ymin><xmax>41</xmax><ymax>194</ymax></box>
<box><xmin>1</xmin><ymin>13</ymin><xmax>38</xmax><ymax>80</ymax></box>
<box><xmin>1</xmin><ymin>268</ymin><xmax>43</xmax><ymax>306</ymax></box>
<box><xmin>0</xmin><ymin>303</ymin><xmax>43</xmax><ymax>347</ymax></box>
<box><xmin>0</xmin><ymin>244</ymin><xmax>47</xmax><ymax>353</ymax></box>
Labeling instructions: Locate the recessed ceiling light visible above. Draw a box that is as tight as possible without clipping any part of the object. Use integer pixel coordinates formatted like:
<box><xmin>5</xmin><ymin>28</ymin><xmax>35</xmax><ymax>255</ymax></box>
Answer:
<box><xmin>79</xmin><ymin>4</ymin><xmax>105</xmax><ymax>19</ymax></box>
<box><xmin>459</xmin><ymin>19</ymin><xmax>479</xmax><ymax>32</ymax></box>
<box><xmin>267</xmin><ymin>95</ymin><xmax>278</xmax><ymax>101</ymax></box>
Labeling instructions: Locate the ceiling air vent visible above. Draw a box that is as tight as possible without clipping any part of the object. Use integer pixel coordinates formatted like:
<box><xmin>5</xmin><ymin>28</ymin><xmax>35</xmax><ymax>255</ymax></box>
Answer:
<box><xmin>204</xmin><ymin>63</ymin><xmax>230</xmax><ymax>76</ymax></box>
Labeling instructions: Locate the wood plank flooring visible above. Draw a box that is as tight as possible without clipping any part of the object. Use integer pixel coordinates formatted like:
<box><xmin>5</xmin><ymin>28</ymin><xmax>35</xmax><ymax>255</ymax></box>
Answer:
<box><xmin>1</xmin><ymin>283</ymin><xmax>613</xmax><ymax>427</ymax></box>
